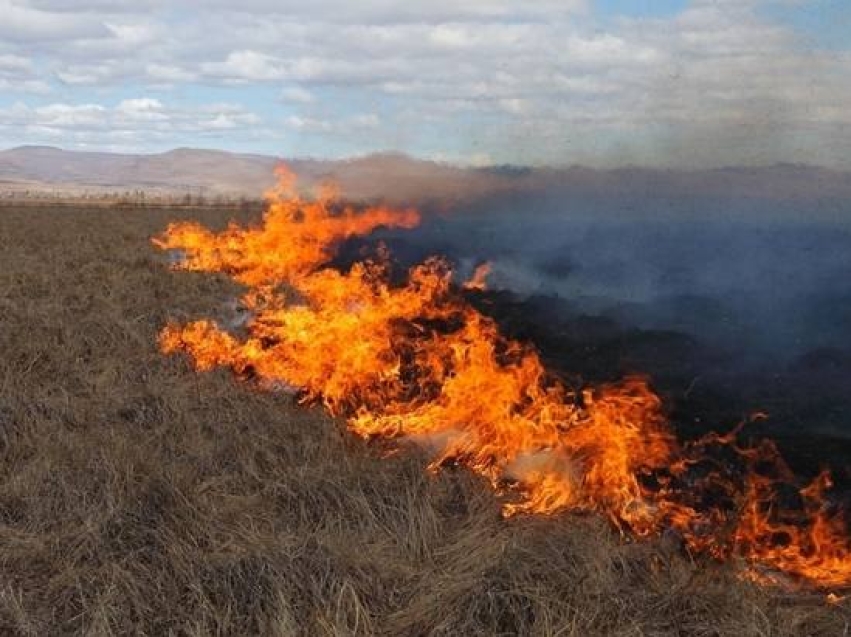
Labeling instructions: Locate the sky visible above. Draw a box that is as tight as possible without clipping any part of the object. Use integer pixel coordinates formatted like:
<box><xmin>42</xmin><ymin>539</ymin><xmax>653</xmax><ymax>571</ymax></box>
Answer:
<box><xmin>0</xmin><ymin>0</ymin><xmax>849</xmax><ymax>167</ymax></box>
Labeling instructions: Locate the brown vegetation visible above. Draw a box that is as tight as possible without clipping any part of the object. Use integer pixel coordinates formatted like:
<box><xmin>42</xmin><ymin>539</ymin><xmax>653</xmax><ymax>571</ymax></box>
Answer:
<box><xmin>0</xmin><ymin>205</ymin><xmax>849</xmax><ymax>635</ymax></box>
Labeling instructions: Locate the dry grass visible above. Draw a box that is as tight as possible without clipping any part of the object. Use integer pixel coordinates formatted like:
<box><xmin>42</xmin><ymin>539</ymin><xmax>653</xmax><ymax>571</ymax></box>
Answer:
<box><xmin>0</xmin><ymin>205</ymin><xmax>849</xmax><ymax>636</ymax></box>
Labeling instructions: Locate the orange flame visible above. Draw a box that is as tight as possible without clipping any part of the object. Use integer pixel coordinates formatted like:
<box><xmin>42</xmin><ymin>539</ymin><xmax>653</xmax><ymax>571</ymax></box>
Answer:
<box><xmin>154</xmin><ymin>166</ymin><xmax>851</xmax><ymax>591</ymax></box>
<box><xmin>462</xmin><ymin>262</ymin><xmax>491</xmax><ymax>291</ymax></box>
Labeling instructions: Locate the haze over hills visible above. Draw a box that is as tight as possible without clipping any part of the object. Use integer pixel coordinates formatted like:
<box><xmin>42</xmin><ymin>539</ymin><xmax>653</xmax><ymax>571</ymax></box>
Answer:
<box><xmin>0</xmin><ymin>146</ymin><xmax>530</xmax><ymax>203</ymax></box>
<box><xmin>3</xmin><ymin>146</ymin><xmax>851</xmax><ymax>210</ymax></box>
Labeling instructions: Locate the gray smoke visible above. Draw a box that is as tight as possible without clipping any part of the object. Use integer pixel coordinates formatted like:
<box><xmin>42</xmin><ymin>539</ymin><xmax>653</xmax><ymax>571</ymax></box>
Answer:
<box><xmin>368</xmin><ymin>171</ymin><xmax>851</xmax><ymax>440</ymax></box>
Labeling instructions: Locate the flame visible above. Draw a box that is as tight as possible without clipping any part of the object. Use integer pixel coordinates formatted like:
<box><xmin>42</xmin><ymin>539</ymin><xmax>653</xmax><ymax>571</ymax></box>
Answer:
<box><xmin>462</xmin><ymin>262</ymin><xmax>491</xmax><ymax>291</ymax></box>
<box><xmin>154</xmin><ymin>166</ymin><xmax>851</xmax><ymax>592</ymax></box>
<box><xmin>152</xmin><ymin>165</ymin><xmax>419</xmax><ymax>287</ymax></box>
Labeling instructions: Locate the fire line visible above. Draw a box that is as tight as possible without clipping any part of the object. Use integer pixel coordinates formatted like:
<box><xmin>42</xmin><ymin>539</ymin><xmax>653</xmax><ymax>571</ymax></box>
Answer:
<box><xmin>153</xmin><ymin>165</ymin><xmax>851</xmax><ymax>592</ymax></box>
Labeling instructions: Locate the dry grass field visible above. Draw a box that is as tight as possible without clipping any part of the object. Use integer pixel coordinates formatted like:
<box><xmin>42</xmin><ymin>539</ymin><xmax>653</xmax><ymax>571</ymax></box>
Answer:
<box><xmin>1</xmin><ymin>204</ymin><xmax>849</xmax><ymax>636</ymax></box>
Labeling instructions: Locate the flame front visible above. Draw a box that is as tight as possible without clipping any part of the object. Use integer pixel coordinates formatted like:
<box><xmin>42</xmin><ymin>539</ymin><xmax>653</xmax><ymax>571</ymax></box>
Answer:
<box><xmin>154</xmin><ymin>166</ymin><xmax>851</xmax><ymax>591</ymax></box>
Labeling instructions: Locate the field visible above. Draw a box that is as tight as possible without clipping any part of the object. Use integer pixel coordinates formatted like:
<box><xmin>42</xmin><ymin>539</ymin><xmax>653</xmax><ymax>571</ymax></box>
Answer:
<box><xmin>1</xmin><ymin>204</ymin><xmax>849</xmax><ymax>636</ymax></box>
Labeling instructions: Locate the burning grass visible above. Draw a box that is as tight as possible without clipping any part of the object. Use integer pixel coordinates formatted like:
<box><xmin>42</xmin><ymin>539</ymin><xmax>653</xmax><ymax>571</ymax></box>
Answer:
<box><xmin>156</xmin><ymin>167</ymin><xmax>851</xmax><ymax>591</ymax></box>
<box><xmin>0</xmin><ymin>202</ymin><xmax>849</xmax><ymax>635</ymax></box>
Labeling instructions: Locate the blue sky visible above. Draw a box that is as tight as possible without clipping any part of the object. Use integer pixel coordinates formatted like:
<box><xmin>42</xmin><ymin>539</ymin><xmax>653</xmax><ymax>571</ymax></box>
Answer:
<box><xmin>0</xmin><ymin>0</ymin><xmax>849</xmax><ymax>167</ymax></box>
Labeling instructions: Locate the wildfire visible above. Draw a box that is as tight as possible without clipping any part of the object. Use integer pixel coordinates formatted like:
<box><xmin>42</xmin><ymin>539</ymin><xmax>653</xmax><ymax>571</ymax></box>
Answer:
<box><xmin>462</xmin><ymin>262</ymin><xmax>491</xmax><ymax>291</ymax></box>
<box><xmin>154</xmin><ymin>166</ymin><xmax>851</xmax><ymax>592</ymax></box>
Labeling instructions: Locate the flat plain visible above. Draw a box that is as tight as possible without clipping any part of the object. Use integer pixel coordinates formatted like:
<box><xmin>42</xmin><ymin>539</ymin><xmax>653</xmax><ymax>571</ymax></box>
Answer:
<box><xmin>1</xmin><ymin>204</ymin><xmax>849</xmax><ymax>636</ymax></box>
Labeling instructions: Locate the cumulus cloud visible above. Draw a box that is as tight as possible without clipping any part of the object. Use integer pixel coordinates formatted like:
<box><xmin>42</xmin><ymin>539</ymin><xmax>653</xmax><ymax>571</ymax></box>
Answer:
<box><xmin>0</xmin><ymin>53</ymin><xmax>50</xmax><ymax>93</ymax></box>
<box><xmin>202</xmin><ymin>50</ymin><xmax>287</xmax><ymax>82</ymax></box>
<box><xmin>0</xmin><ymin>0</ymin><xmax>849</xmax><ymax>166</ymax></box>
<box><xmin>0</xmin><ymin>98</ymin><xmax>264</xmax><ymax>150</ymax></box>
<box><xmin>0</xmin><ymin>0</ymin><xmax>110</xmax><ymax>41</ymax></box>
<box><xmin>145</xmin><ymin>63</ymin><xmax>197</xmax><ymax>84</ymax></box>
<box><xmin>280</xmin><ymin>86</ymin><xmax>315</xmax><ymax>104</ymax></box>
<box><xmin>286</xmin><ymin>113</ymin><xmax>379</xmax><ymax>133</ymax></box>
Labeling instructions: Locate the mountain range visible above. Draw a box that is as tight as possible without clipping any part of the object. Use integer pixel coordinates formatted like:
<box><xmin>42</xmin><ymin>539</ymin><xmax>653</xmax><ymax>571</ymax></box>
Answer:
<box><xmin>3</xmin><ymin>146</ymin><xmax>851</xmax><ymax>209</ymax></box>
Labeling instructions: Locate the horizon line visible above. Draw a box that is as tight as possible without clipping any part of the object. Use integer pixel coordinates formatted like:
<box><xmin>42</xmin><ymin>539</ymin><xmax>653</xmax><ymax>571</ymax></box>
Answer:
<box><xmin>0</xmin><ymin>144</ymin><xmax>841</xmax><ymax>174</ymax></box>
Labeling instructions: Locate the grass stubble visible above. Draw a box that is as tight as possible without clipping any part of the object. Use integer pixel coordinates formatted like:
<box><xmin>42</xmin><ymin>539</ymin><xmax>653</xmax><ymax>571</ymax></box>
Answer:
<box><xmin>0</xmin><ymin>205</ymin><xmax>849</xmax><ymax>636</ymax></box>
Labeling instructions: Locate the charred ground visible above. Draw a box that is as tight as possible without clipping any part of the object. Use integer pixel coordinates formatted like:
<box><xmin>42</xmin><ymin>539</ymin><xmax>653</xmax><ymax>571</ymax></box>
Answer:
<box><xmin>1</xmin><ymin>204</ymin><xmax>850</xmax><ymax>635</ymax></box>
<box><xmin>361</xmin><ymin>192</ymin><xmax>851</xmax><ymax>479</ymax></box>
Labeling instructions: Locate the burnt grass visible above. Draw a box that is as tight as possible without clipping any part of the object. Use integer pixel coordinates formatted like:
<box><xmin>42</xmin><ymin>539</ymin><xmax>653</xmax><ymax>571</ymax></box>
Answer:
<box><xmin>468</xmin><ymin>289</ymin><xmax>851</xmax><ymax>490</ymax></box>
<box><xmin>1</xmin><ymin>204</ymin><xmax>850</xmax><ymax>636</ymax></box>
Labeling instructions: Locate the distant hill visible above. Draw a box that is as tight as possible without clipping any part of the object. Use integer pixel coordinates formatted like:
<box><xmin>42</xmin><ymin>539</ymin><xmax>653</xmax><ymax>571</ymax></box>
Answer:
<box><xmin>0</xmin><ymin>146</ymin><xmax>513</xmax><ymax>202</ymax></box>
<box><xmin>0</xmin><ymin>146</ymin><xmax>279</xmax><ymax>199</ymax></box>
<box><xmin>2</xmin><ymin>146</ymin><xmax>851</xmax><ymax>209</ymax></box>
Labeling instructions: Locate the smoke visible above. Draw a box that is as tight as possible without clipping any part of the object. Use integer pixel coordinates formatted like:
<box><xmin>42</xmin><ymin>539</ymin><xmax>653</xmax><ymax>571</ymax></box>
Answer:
<box><xmin>364</xmin><ymin>172</ymin><xmax>851</xmax><ymax>440</ymax></box>
<box><xmin>157</xmin><ymin>164</ymin><xmax>851</xmax><ymax>588</ymax></box>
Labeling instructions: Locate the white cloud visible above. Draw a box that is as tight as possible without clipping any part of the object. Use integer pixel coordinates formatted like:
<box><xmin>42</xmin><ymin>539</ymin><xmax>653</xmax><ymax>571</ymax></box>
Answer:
<box><xmin>116</xmin><ymin>97</ymin><xmax>167</xmax><ymax>121</ymax></box>
<box><xmin>0</xmin><ymin>0</ymin><xmax>849</xmax><ymax>166</ymax></box>
<box><xmin>286</xmin><ymin>115</ymin><xmax>330</xmax><ymax>133</ymax></box>
<box><xmin>136</xmin><ymin>0</ymin><xmax>589</xmax><ymax>24</ymax></box>
<box><xmin>104</xmin><ymin>22</ymin><xmax>156</xmax><ymax>46</ymax></box>
<box><xmin>145</xmin><ymin>63</ymin><xmax>196</xmax><ymax>83</ymax></box>
<box><xmin>0</xmin><ymin>53</ymin><xmax>50</xmax><ymax>93</ymax></box>
<box><xmin>202</xmin><ymin>50</ymin><xmax>287</xmax><ymax>82</ymax></box>
<box><xmin>34</xmin><ymin>103</ymin><xmax>108</xmax><ymax>128</ymax></box>
<box><xmin>55</xmin><ymin>63</ymin><xmax>120</xmax><ymax>85</ymax></box>
<box><xmin>0</xmin><ymin>78</ymin><xmax>50</xmax><ymax>93</ymax></box>
<box><xmin>0</xmin><ymin>0</ymin><xmax>110</xmax><ymax>40</ymax></box>
<box><xmin>280</xmin><ymin>86</ymin><xmax>314</xmax><ymax>103</ymax></box>
<box><xmin>0</xmin><ymin>98</ymin><xmax>265</xmax><ymax>150</ymax></box>
<box><xmin>0</xmin><ymin>54</ymin><xmax>34</xmax><ymax>74</ymax></box>
<box><xmin>350</xmin><ymin>113</ymin><xmax>380</xmax><ymax>129</ymax></box>
<box><xmin>286</xmin><ymin>113</ymin><xmax>380</xmax><ymax>134</ymax></box>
